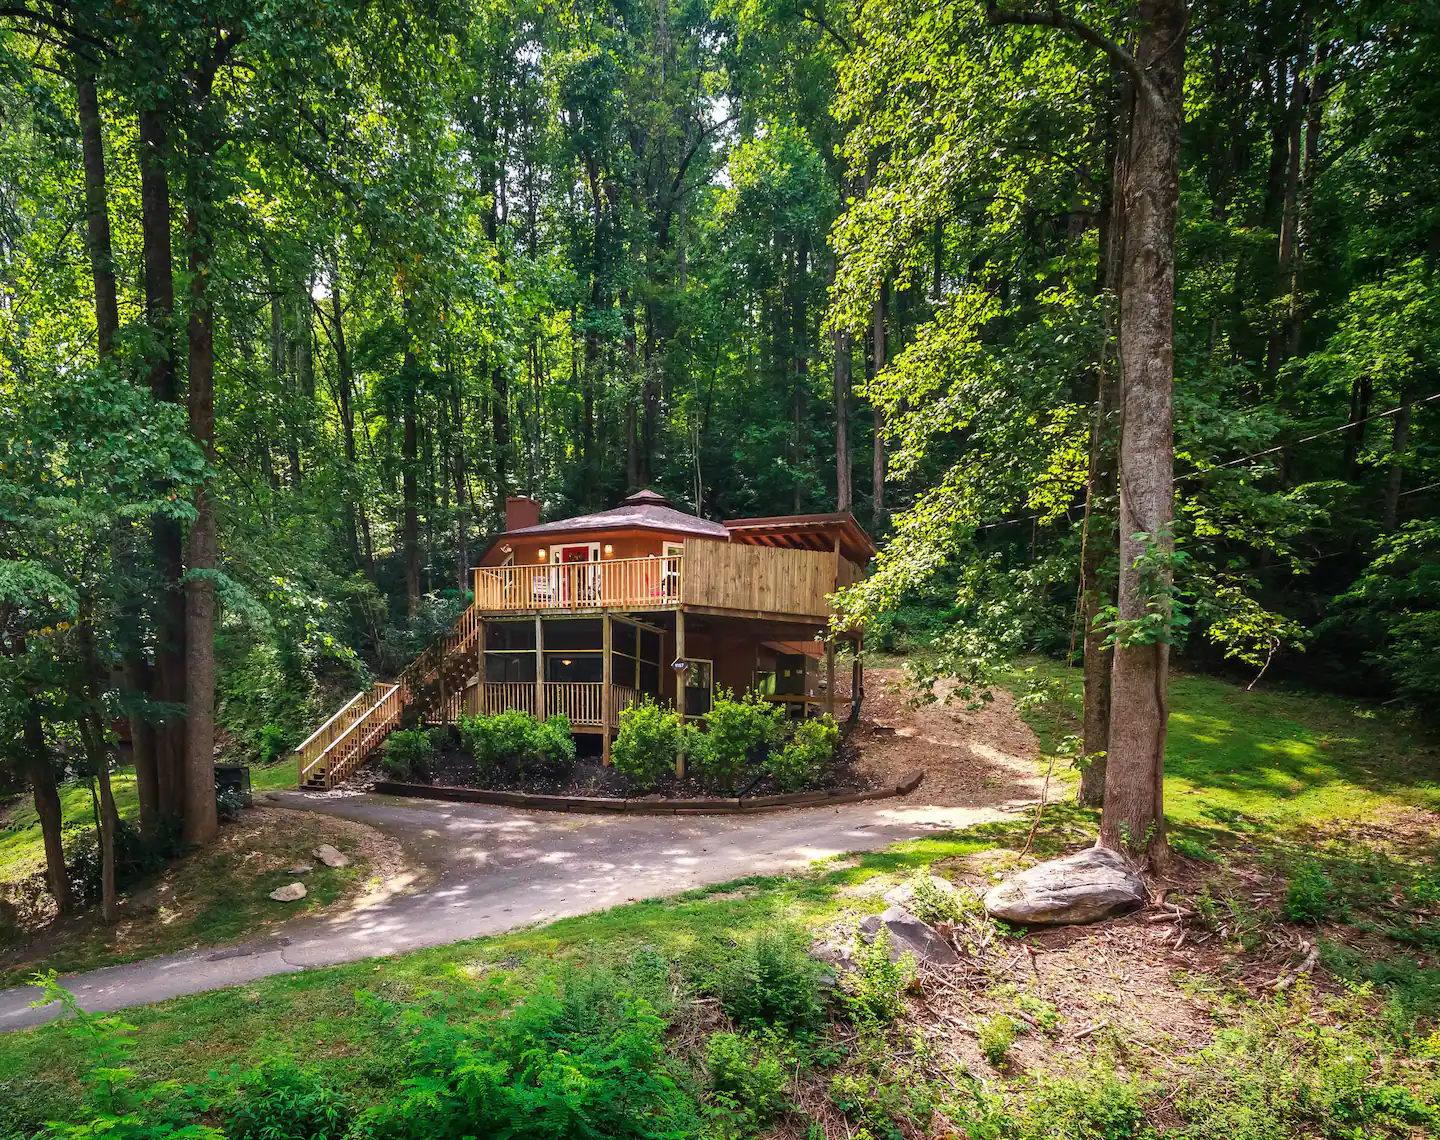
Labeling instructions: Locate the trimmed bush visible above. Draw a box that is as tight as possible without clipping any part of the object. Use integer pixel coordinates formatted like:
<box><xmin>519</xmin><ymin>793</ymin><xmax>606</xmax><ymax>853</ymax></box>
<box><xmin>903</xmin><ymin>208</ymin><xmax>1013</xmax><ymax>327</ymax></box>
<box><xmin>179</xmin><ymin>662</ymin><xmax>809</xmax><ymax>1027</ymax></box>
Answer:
<box><xmin>767</xmin><ymin>714</ymin><xmax>841</xmax><ymax>791</ymax></box>
<box><xmin>687</xmin><ymin>688</ymin><xmax>785</xmax><ymax>792</ymax></box>
<box><xmin>380</xmin><ymin>728</ymin><xmax>433</xmax><ymax>781</ymax></box>
<box><xmin>457</xmin><ymin>710</ymin><xmax>576</xmax><ymax>777</ymax></box>
<box><xmin>612</xmin><ymin>698</ymin><xmax>683</xmax><ymax>790</ymax></box>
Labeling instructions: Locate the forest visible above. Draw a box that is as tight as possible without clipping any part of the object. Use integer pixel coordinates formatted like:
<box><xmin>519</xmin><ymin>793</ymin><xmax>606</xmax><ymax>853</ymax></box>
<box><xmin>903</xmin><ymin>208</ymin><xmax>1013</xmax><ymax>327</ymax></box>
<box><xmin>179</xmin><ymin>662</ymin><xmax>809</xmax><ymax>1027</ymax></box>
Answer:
<box><xmin>1</xmin><ymin>0</ymin><xmax>1437</xmax><ymax>901</ymax></box>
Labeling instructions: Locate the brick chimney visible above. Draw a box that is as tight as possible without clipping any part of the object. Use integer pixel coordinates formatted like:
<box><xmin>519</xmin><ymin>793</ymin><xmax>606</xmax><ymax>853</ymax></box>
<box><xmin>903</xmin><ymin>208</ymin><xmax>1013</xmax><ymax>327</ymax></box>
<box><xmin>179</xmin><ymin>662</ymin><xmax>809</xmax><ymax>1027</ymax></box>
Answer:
<box><xmin>505</xmin><ymin>496</ymin><xmax>540</xmax><ymax>531</ymax></box>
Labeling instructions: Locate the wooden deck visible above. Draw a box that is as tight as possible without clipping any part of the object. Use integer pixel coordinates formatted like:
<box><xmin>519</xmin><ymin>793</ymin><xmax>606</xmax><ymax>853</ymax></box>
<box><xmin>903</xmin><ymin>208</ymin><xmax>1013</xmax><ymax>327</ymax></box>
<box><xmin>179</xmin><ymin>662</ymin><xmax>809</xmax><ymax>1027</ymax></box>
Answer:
<box><xmin>473</xmin><ymin>540</ymin><xmax>857</xmax><ymax>621</ymax></box>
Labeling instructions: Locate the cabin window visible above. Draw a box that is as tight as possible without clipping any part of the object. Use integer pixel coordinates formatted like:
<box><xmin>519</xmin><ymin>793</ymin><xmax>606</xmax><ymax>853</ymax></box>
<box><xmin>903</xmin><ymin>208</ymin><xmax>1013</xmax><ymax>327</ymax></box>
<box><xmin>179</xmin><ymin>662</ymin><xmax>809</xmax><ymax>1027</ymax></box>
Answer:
<box><xmin>542</xmin><ymin>618</ymin><xmax>602</xmax><ymax>651</ymax></box>
<box><xmin>486</xmin><ymin>621</ymin><xmax>535</xmax><ymax>651</ymax></box>
<box><xmin>545</xmin><ymin>654</ymin><xmax>603</xmax><ymax>683</ymax></box>
<box><xmin>485</xmin><ymin>653</ymin><xmax>535</xmax><ymax>683</ymax></box>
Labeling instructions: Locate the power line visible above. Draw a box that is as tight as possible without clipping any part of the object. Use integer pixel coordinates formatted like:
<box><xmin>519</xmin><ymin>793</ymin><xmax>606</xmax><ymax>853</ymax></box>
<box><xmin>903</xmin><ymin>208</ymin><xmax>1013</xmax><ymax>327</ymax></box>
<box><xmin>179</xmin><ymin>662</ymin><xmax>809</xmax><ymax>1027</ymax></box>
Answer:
<box><xmin>1175</xmin><ymin>391</ymin><xmax>1440</xmax><ymax>482</ymax></box>
<box><xmin>966</xmin><ymin>392</ymin><xmax>1440</xmax><ymax>534</ymax></box>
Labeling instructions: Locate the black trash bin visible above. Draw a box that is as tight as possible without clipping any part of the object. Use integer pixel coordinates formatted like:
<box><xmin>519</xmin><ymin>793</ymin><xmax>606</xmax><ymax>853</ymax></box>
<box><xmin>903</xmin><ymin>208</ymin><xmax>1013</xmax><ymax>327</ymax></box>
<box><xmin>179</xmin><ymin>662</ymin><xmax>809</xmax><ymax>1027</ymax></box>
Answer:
<box><xmin>215</xmin><ymin>763</ymin><xmax>253</xmax><ymax>808</ymax></box>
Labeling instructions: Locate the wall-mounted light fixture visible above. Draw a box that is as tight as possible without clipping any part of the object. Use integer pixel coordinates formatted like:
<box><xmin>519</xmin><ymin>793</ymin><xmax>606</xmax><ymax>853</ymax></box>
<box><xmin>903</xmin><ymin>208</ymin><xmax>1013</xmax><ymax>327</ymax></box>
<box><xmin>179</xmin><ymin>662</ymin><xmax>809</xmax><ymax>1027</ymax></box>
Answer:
<box><xmin>537</xmin><ymin>549</ymin><xmax>548</xmax><ymax>561</ymax></box>
<box><xmin>603</xmin><ymin>544</ymin><xmax>614</xmax><ymax>557</ymax></box>
<box><xmin>561</xmin><ymin>658</ymin><xmax>573</xmax><ymax>666</ymax></box>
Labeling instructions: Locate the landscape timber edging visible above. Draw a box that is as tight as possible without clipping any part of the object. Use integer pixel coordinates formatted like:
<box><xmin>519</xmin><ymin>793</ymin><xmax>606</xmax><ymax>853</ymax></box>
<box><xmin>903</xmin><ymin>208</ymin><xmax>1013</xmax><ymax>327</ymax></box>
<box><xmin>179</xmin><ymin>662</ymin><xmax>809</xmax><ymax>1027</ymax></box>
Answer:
<box><xmin>370</xmin><ymin>769</ymin><xmax>924</xmax><ymax>815</ymax></box>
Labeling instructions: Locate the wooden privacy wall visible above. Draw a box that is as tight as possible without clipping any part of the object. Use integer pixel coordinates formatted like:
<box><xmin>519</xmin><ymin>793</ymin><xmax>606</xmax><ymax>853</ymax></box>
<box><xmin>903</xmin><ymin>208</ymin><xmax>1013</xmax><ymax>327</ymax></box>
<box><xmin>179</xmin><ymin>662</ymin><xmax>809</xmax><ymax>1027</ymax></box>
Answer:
<box><xmin>680</xmin><ymin>539</ymin><xmax>837</xmax><ymax>619</ymax></box>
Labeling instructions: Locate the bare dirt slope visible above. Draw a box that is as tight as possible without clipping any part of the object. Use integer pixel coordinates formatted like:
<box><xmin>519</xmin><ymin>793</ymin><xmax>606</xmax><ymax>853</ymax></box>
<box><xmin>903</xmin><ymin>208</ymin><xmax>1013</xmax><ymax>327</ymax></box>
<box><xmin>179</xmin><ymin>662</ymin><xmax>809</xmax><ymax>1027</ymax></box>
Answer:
<box><xmin>854</xmin><ymin>667</ymin><xmax>1046</xmax><ymax>809</ymax></box>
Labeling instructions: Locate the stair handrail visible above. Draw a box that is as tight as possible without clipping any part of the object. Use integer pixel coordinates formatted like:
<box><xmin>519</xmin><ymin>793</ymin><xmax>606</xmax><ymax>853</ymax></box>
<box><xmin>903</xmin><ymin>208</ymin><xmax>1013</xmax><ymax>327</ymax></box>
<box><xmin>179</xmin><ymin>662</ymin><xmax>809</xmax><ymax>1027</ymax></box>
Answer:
<box><xmin>294</xmin><ymin>689</ymin><xmax>367</xmax><ymax>756</ymax></box>
<box><xmin>300</xmin><ymin>682</ymin><xmax>398</xmax><ymax>785</ymax></box>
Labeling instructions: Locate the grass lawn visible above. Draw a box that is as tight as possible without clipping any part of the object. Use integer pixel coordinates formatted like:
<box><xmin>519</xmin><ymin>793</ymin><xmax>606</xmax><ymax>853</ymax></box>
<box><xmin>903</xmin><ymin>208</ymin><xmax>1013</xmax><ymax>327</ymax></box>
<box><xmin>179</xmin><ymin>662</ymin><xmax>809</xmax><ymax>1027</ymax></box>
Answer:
<box><xmin>0</xmin><ymin>669</ymin><xmax>1436</xmax><ymax>1137</ymax></box>
<box><xmin>1007</xmin><ymin>658</ymin><xmax>1440</xmax><ymax>835</ymax></box>
<box><xmin>0</xmin><ymin>760</ymin><xmax>299</xmax><ymax>886</ymax></box>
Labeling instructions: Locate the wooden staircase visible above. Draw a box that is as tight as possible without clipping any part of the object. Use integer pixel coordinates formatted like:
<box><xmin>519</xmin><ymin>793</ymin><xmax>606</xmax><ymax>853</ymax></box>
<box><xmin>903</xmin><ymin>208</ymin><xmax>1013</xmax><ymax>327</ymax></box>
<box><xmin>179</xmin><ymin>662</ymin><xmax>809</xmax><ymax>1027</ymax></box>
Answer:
<box><xmin>296</xmin><ymin>604</ymin><xmax>484</xmax><ymax>789</ymax></box>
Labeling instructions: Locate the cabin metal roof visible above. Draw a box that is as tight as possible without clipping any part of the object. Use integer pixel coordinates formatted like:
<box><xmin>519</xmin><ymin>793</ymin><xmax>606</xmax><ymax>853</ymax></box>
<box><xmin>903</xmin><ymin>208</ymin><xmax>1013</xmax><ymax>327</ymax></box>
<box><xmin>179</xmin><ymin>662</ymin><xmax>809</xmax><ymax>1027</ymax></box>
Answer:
<box><xmin>499</xmin><ymin>489</ymin><xmax>730</xmax><ymax>541</ymax></box>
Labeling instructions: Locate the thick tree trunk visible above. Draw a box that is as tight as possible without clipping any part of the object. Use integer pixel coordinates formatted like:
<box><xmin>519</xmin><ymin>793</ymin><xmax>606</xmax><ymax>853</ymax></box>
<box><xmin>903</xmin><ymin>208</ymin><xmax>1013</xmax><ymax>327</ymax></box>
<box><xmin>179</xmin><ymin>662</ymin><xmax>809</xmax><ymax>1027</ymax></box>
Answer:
<box><xmin>76</xmin><ymin>61</ymin><xmax>119</xmax><ymax>354</ymax></box>
<box><xmin>24</xmin><ymin>705</ymin><xmax>72</xmax><ymax>915</ymax></box>
<box><xmin>452</xmin><ymin>388</ymin><xmax>470</xmax><ymax>596</ymax></box>
<box><xmin>1344</xmin><ymin>374</ymin><xmax>1372</xmax><ymax>474</ymax></box>
<box><xmin>1079</xmin><ymin>78</ymin><xmax>1129</xmax><ymax>809</ymax></box>
<box><xmin>871</xmin><ymin>282</ymin><xmax>887</xmax><ymax>528</ymax></box>
<box><xmin>1099</xmin><ymin>0</ymin><xmax>1187</xmax><ymax>867</ymax></box>
<box><xmin>139</xmin><ymin>103</ymin><xmax>187</xmax><ymax>822</ymax></box>
<box><xmin>184</xmin><ymin>197</ymin><xmax>218</xmax><ymax>846</ymax></box>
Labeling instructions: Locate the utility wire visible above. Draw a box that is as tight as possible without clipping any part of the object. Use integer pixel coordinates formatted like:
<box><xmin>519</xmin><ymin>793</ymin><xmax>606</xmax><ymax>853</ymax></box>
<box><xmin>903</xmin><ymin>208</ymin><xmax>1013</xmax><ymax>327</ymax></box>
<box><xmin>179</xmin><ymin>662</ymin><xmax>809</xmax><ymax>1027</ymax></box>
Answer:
<box><xmin>967</xmin><ymin>392</ymin><xmax>1440</xmax><ymax>534</ymax></box>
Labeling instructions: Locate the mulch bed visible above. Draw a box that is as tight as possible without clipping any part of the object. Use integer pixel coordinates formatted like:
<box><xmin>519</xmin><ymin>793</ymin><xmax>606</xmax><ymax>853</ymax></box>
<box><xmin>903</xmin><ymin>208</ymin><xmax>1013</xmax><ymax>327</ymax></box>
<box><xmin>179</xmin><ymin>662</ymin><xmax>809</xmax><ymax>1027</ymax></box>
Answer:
<box><xmin>395</xmin><ymin>724</ymin><xmax>878</xmax><ymax>803</ymax></box>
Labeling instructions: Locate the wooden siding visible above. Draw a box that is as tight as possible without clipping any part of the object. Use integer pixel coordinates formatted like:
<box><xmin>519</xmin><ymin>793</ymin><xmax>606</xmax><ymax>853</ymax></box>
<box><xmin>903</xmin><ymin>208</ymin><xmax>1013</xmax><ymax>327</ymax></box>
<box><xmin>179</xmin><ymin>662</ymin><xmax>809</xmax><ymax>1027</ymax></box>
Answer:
<box><xmin>679</xmin><ymin>539</ymin><xmax>837</xmax><ymax>619</ymax></box>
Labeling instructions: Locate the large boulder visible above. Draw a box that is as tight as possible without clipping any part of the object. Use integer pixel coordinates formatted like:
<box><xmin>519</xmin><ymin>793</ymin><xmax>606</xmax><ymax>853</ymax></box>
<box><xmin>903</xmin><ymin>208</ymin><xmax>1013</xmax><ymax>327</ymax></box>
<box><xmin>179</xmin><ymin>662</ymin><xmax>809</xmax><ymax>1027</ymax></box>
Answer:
<box><xmin>313</xmin><ymin>843</ymin><xmax>350</xmax><ymax>868</ymax></box>
<box><xmin>983</xmin><ymin>846</ymin><xmax>1146</xmax><ymax>926</ymax></box>
<box><xmin>859</xmin><ymin>906</ymin><xmax>961</xmax><ymax>967</ymax></box>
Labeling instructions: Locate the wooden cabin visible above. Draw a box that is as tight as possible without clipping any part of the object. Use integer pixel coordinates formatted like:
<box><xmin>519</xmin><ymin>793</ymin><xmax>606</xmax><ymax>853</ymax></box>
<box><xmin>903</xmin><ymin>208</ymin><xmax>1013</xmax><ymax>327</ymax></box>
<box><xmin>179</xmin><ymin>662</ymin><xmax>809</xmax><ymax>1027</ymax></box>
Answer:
<box><xmin>296</xmin><ymin>490</ymin><xmax>873</xmax><ymax>788</ymax></box>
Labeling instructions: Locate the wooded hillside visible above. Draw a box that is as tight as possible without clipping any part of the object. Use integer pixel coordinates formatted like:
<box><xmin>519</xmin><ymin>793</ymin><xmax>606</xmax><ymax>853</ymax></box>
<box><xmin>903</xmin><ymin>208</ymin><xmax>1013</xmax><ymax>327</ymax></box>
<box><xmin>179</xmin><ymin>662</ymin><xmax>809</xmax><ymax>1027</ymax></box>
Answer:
<box><xmin>1</xmin><ymin>1</ymin><xmax>1435</xmax><ymax>867</ymax></box>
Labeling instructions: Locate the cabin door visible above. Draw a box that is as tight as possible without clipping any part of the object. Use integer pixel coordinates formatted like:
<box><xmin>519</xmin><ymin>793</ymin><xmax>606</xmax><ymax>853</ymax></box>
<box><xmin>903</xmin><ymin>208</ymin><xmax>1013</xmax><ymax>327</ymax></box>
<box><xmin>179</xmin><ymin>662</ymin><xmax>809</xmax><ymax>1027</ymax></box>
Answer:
<box><xmin>552</xmin><ymin>543</ymin><xmax>600</xmax><ymax>603</ymax></box>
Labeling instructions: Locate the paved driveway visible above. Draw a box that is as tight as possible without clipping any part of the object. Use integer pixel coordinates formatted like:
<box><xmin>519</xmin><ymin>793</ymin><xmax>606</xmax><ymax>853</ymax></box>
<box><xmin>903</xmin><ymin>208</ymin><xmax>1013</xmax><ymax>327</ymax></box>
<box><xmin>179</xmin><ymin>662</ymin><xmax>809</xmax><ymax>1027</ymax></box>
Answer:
<box><xmin>0</xmin><ymin>790</ymin><xmax>1022</xmax><ymax>1032</ymax></box>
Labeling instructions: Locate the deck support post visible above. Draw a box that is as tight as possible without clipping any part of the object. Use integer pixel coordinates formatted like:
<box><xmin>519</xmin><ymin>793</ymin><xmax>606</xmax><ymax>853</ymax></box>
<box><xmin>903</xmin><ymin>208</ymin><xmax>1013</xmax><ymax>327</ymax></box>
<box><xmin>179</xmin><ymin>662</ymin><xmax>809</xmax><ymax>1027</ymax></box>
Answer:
<box><xmin>825</xmin><ymin>640</ymin><xmax>836</xmax><ymax>718</ymax></box>
<box><xmin>850</xmin><ymin>634</ymin><xmax>864</xmax><ymax>724</ymax></box>
<box><xmin>602</xmin><ymin>613</ymin><xmax>613</xmax><ymax>765</ymax></box>
<box><xmin>534</xmin><ymin>615</ymin><xmax>544</xmax><ymax>720</ymax></box>
<box><xmin>476</xmin><ymin>618</ymin><xmax>485</xmax><ymax>715</ymax></box>
<box><xmin>675</xmin><ymin>608</ymin><xmax>687</xmax><ymax>779</ymax></box>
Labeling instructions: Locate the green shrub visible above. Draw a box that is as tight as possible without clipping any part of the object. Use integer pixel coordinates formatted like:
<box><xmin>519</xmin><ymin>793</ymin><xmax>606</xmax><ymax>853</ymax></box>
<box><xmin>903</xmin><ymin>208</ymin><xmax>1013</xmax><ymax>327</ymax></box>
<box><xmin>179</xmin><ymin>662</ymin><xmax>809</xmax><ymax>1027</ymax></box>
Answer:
<box><xmin>457</xmin><ymin>711</ymin><xmax>576</xmax><ymax>777</ymax></box>
<box><xmin>1284</xmin><ymin>860</ymin><xmax>1339</xmax><ymax>924</ymax></box>
<box><xmin>612</xmin><ymin>699</ymin><xmax>683</xmax><ymax>790</ymax></box>
<box><xmin>829</xmin><ymin>1065</ymin><xmax>935</xmax><ymax>1139</ymax></box>
<box><xmin>257</xmin><ymin>722</ymin><xmax>291</xmax><ymax>766</ymax></box>
<box><xmin>380</xmin><ymin>728</ymin><xmax>433</xmax><ymax>781</ymax></box>
<box><xmin>359</xmin><ymin>964</ymin><xmax>699</xmax><ymax>1140</ymax></box>
<box><xmin>978</xmin><ymin>1013</ymin><xmax>1020</xmax><ymax>1066</ymax></box>
<box><xmin>687</xmin><ymin>689</ymin><xmax>785</xmax><ymax>791</ymax></box>
<box><xmin>905</xmin><ymin>868</ymin><xmax>977</xmax><ymax>927</ymax></box>
<box><xmin>841</xmin><ymin>925</ymin><xmax>915</xmax><ymax>1027</ymax></box>
<box><xmin>706</xmin><ymin>926</ymin><xmax>826</xmax><ymax>1032</ymax></box>
<box><xmin>767</xmin><ymin>715</ymin><xmax>841</xmax><ymax>791</ymax></box>
<box><xmin>228</xmin><ymin>1060</ymin><xmax>350</xmax><ymax>1140</ymax></box>
<box><xmin>706</xmin><ymin>1031</ymin><xmax>791</xmax><ymax>1126</ymax></box>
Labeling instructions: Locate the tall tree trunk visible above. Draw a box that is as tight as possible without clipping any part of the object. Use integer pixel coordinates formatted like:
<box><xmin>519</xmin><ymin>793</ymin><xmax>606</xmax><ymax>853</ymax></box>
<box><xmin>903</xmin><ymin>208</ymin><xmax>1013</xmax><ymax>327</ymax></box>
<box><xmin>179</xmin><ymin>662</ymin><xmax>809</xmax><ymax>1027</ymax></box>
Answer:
<box><xmin>793</xmin><ymin>243</ymin><xmax>810</xmax><ymax>513</ymax></box>
<box><xmin>329</xmin><ymin>273</ymin><xmax>367</xmax><ymax>572</ymax></box>
<box><xmin>834</xmin><ymin>327</ymin><xmax>853</xmax><ymax>512</ymax></box>
<box><xmin>452</xmin><ymin>387</ymin><xmax>470</xmax><ymax>595</ymax></box>
<box><xmin>76</xmin><ymin>60</ymin><xmax>119</xmax><ymax>354</ymax></box>
<box><xmin>23</xmin><ymin>703</ymin><xmax>72</xmax><ymax>915</ymax></box>
<box><xmin>871</xmin><ymin>281</ymin><xmax>887</xmax><ymax>528</ymax></box>
<box><xmin>138</xmin><ymin>102</ymin><xmax>187</xmax><ymax>823</ymax></box>
<box><xmin>403</xmin><ymin>342</ymin><xmax>422</xmax><ymax>620</ymax></box>
<box><xmin>1343</xmin><ymin>374</ymin><xmax>1372</xmax><ymax>474</ymax></box>
<box><xmin>1079</xmin><ymin>76</ymin><xmax>1129</xmax><ymax>809</ymax></box>
<box><xmin>183</xmin><ymin>151</ymin><xmax>218</xmax><ymax>846</ymax></box>
<box><xmin>1382</xmin><ymin>388</ymin><xmax>1412</xmax><ymax>532</ymax></box>
<box><xmin>1099</xmin><ymin>0</ymin><xmax>1187</xmax><ymax>866</ymax></box>
<box><xmin>76</xmin><ymin>52</ymin><xmax>159</xmax><ymax>829</ymax></box>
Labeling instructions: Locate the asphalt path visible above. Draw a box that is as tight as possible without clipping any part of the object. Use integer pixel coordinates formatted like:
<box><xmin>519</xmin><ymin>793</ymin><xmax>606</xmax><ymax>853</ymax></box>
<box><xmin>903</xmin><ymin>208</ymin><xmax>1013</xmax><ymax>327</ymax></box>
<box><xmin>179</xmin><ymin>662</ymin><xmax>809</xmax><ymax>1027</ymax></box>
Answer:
<box><xmin>0</xmin><ymin>790</ymin><xmax>1022</xmax><ymax>1032</ymax></box>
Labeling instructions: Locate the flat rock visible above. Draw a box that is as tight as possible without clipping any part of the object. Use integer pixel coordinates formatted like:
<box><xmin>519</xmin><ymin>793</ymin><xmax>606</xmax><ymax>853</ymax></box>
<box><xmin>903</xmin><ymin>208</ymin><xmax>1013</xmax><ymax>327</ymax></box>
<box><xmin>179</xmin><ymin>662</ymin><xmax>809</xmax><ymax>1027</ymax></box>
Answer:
<box><xmin>269</xmin><ymin>882</ymin><xmax>308</xmax><ymax>902</ymax></box>
<box><xmin>883</xmin><ymin>874</ymin><xmax>962</xmax><ymax>909</ymax></box>
<box><xmin>983</xmin><ymin>846</ymin><xmax>1145</xmax><ymax>926</ymax></box>
<box><xmin>287</xmin><ymin>864</ymin><xmax>313</xmax><ymax>875</ymax></box>
<box><xmin>859</xmin><ymin>906</ymin><xmax>961</xmax><ymax>967</ymax></box>
<box><xmin>312</xmin><ymin>843</ymin><xmax>350</xmax><ymax>868</ymax></box>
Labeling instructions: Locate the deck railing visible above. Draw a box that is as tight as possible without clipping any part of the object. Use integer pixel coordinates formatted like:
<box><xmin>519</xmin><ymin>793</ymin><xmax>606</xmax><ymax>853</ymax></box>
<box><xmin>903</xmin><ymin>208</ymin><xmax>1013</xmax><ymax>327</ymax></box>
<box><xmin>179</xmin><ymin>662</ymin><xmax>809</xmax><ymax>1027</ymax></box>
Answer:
<box><xmin>474</xmin><ymin>555</ymin><xmax>681</xmax><ymax>612</ymax></box>
<box><xmin>297</xmin><ymin>680</ymin><xmax>400</xmax><ymax>787</ymax></box>
<box><xmin>475</xmin><ymin>680</ymin><xmax>649</xmax><ymax>727</ymax></box>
